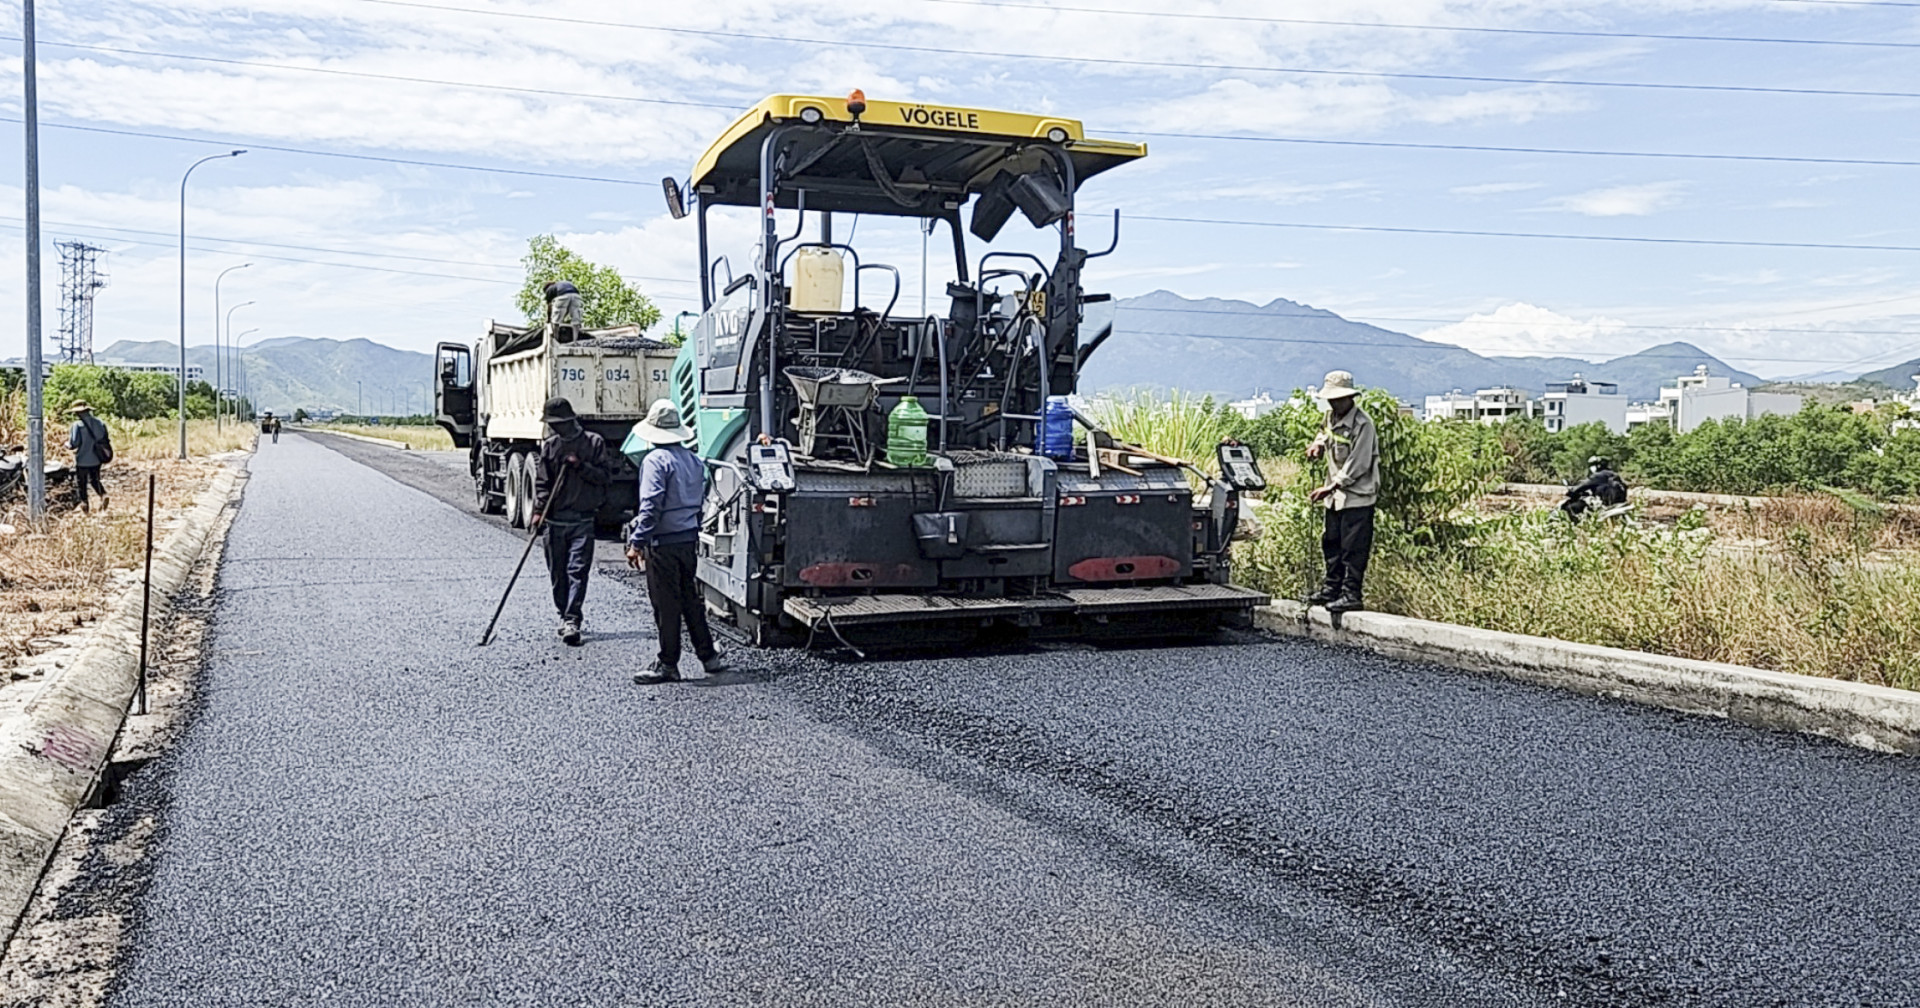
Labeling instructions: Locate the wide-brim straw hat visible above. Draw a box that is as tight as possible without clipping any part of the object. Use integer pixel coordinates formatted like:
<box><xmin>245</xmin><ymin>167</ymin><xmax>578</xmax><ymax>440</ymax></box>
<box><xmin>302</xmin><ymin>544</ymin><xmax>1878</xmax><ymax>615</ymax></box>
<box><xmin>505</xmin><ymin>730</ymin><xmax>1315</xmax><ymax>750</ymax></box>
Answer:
<box><xmin>1313</xmin><ymin>371</ymin><xmax>1360</xmax><ymax>400</ymax></box>
<box><xmin>634</xmin><ymin>398</ymin><xmax>694</xmax><ymax>444</ymax></box>
<box><xmin>69</xmin><ymin>400</ymin><xmax>91</xmax><ymax>413</ymax></box>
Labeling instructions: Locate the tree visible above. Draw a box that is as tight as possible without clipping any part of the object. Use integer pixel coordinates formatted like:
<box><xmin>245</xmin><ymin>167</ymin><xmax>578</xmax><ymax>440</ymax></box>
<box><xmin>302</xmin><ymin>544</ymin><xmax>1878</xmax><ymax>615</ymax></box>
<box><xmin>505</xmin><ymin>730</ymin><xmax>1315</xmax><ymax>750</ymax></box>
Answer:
<box><xmin>515</xmin><ymin>235</ymin><xmax>661</xmax><ymax>331</ymax></box>
<box><xmin>293</xmin><ymin>407</ymin><xmax>309</xmax><ymax>423</ymax></box>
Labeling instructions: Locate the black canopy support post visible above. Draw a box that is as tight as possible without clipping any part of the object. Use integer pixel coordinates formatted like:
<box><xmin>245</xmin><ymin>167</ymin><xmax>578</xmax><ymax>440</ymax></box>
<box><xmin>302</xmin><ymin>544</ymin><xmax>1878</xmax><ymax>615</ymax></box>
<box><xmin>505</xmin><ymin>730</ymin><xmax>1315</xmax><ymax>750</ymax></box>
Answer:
<box><xmin>135</xmin><ymin>474</ymin><xmax>155</xmax><ymax>716</ymax></box>
<box><xmin>944</xmin><ymin>210</ymin><xmax>968</xmax><ymax>283</ymax></box>
<box><xmin>757</xmin><ymin>128</ymin><xmax>792</xmax><ymax>437</ymax></box>
<box><xmin>697</xmin><ymin>199</ymin><xmax>713</xmax><ymax>311</ymax></box>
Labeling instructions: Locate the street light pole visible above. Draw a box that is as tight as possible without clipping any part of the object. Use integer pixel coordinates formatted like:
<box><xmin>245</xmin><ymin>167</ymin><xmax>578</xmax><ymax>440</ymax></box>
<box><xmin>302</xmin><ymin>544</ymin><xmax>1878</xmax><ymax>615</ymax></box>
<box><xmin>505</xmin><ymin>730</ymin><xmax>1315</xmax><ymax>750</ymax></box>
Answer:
<box><xmin>223</xmin><ymin>301</ymin><xmax>252</xmax><ymax>425</ymax></box>
<box><xmin>22</xmin><ymin>0</ymin><xmax>44</xmax><ymax>518</ymax></box>
<box><xmin>213</xmin><ymin>263</ymin><xmax>251</xmax><ymax>431</ymax></box>
<box><xmin>235</xmin><ymin>328</ymin><xmax>260</xmax><ymax>419</ymax></box>
<box><xmin>178</xmin><ymin>149</ymin><xmax>246</xmax><ymax>458</ymax></box>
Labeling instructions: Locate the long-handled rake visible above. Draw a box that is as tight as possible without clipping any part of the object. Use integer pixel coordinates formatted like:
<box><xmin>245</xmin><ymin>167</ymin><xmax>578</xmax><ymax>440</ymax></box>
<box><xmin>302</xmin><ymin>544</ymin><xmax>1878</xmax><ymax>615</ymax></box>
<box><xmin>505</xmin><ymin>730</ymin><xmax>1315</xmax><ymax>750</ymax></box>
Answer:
<box><xmin>476</xmin><ymin>465</ymin><xmax>567</xmax><ymax>647</ymax></box>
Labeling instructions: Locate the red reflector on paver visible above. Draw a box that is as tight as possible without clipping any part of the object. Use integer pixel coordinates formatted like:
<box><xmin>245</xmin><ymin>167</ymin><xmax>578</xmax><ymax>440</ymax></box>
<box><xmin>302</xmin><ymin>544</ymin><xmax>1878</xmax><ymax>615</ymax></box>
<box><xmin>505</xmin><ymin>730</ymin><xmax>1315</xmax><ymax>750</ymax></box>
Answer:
<box><xmin>799</xmin><ymin>562</ymin><xmax>925</xmax><ymax>587</ymax></box>
<box><xmin>1068</xmin><ymin>555</ymin><xmax>1181</xmax><ymax>582</ymax></box>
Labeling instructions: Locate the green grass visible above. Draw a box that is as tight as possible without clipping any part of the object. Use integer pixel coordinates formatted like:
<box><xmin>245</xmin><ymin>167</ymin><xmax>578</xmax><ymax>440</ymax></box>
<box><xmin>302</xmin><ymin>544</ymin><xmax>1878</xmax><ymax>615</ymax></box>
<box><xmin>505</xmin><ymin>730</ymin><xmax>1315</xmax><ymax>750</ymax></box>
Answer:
<box><xmin>312</xmin><ymin>423</ymin><xmax>454</xmax><ymax>451</ymax></box>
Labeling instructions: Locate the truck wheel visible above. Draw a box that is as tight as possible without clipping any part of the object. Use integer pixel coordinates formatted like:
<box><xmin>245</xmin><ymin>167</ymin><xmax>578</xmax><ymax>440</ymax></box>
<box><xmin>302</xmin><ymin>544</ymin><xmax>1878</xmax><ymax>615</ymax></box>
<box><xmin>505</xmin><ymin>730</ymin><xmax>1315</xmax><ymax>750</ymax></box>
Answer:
<box><xmin>505</xmin><ymin>452</ymin><xmax>527</xmax><ymax>528</ymax></box>
<box><xmin>520</xmin><ymin>458</ymin><xmax>537</xmax><ymax>525</ymax></box>
<box><xmin>476</xmin><ymin>455</ymin><xmax>504</xmax><ymax>515</ymax></box>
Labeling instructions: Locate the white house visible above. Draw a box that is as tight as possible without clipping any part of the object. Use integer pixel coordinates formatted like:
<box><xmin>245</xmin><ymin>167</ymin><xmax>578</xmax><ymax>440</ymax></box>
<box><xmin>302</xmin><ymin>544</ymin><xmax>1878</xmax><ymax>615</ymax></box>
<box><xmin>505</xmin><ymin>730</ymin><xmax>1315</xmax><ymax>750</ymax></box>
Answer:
<box><xmin>1423</xmin><ymin>390</ymin><xmax>1477</xmax><ymax>422</ymax></box>
<box><xmin>1228</xmin><ymin>391</ymin><xmax>1279</xmax><ymax>420</ymax></box>
<box><xmin>1658</xmin><ymin>365</ymin><xmax>1802</xmax><ymax>433</ymax></box>
<box><xmin>1474</xmin><ymin>387</ymin><xmax>1538</xmax><ymax>423</ymax></box>
<box><xmin>97</xmin><ymin>359</ymin><xmax>206</xmax><ymax>383</ymax></box>
<box><xmin>1541</xmin><ymin>374</ymin><xmax>1627</xmax><ymax>434</ymax></box>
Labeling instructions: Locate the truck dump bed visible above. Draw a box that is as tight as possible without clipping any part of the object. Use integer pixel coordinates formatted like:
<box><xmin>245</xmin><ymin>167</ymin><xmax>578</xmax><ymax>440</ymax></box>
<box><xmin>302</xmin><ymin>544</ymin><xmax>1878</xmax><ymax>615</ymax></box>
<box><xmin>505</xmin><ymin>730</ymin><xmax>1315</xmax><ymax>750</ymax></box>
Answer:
<box><xmin>479</xmin><ymin>322</ymin><xmax>678</xmax><ymax>441</ymax></box>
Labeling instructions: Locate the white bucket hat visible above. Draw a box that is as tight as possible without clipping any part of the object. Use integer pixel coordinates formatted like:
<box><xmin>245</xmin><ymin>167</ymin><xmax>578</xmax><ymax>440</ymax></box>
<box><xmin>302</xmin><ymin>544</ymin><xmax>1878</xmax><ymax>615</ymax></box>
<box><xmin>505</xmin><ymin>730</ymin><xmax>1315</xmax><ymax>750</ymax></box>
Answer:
<box><xmin>1313</xmin><ymin>370</ymin><xmax>1360</xmax><ymax>400</ymax></box>
<box><xmin>634</xmin><ymin>398</ymin><xmax>694</xmax><ymax>445</ymax></box>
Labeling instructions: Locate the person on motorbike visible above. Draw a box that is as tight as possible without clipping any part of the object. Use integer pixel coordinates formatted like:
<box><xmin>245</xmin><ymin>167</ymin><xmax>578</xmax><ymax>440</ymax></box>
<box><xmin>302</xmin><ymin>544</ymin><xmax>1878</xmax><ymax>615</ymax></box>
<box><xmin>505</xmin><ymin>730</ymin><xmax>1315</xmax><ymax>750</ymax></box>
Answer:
<box><xmin>1562</xmin><ymin>456</ymin><xmax>1628</xmax><ymax>521</ymax></box>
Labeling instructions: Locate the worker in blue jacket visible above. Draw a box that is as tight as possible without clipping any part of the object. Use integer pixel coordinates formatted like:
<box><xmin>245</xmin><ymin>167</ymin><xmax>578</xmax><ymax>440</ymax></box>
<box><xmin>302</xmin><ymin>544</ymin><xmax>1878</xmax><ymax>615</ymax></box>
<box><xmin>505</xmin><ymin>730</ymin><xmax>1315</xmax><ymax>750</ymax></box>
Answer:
<box><xmin>625</xmin><ymin>399</ymin><xmax>729</xmax><ymax>683</ymax></box>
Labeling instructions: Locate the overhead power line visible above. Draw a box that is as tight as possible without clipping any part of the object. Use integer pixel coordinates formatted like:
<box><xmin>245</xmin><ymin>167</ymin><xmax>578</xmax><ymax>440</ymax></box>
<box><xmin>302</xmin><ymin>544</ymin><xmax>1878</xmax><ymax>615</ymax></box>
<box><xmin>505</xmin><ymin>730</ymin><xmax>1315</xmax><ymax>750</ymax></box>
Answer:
<box><xmin>0</xmin><ymin>116</ymin><xmax>654</xmax><ymax>185</ymax></box>
<box><xmin>1132</xmin><ymin>214</ymin><xmax>1920</xmax><ymax>253</ymax></box>
<box><xmin>5</xmin><ymin>37</ymin><xmax>743</xmax><ymax>110</ymax></box>
<box><xmin>1110</xmin><ymin>328</ymin><xmax>1913</xmax><ymax>367</ymax></box>
<box><xmin>1121</xmin><ymin>131</ymin><xmax>1920</xmax><ymax>169</ymax></box>
<box><xmin>916</xmin><ymin>0</ymin><xmax>1920</xmax><ymax>49</ymax></box>
<box><xmin>0</xmin><ymin>218</ymin><xmax>697</xmax><ymax>288</ymax></box>
<box><xmin>345</xmin><ymin>0</ymin><xmax>1920</xmax><ymax>101</ymax></box>
<box><xmin>1114</xmin><ymin>302</ymin><xmax>1920</xmax><ymax>340</ymax></box>
<box><xmin>19</xmin><ymin>112</ymin><xmax>1917</xmax><ymax>176</ymax></box>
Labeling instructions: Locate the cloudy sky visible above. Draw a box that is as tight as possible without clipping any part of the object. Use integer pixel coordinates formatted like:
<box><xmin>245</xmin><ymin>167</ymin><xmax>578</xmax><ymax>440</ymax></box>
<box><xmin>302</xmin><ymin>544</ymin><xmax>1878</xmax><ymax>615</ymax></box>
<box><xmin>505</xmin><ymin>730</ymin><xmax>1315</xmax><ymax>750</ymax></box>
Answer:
<box><xmin>4</xmin><ymin>0</ymin><xmax>1920</xmax><ymax>386</ymax></box>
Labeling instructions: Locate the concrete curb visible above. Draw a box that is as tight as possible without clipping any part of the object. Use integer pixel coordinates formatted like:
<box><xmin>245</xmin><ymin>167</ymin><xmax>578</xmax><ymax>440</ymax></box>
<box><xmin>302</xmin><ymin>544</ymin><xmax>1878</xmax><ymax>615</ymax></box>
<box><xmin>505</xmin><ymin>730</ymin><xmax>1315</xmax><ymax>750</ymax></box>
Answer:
<box><xmin>305</xmin><ymin>428</ymin><xmax>412</xmax><ymax>450</ymax></box>
<box><xmin>1255</xmin><ymin>602</ymin><xmax>1920</xmax><ymax>756</ymax></box>
<box><xmin>0</xmin><ymin>462</ymin><xmax>248</xmax><ymax>951</ymax></box>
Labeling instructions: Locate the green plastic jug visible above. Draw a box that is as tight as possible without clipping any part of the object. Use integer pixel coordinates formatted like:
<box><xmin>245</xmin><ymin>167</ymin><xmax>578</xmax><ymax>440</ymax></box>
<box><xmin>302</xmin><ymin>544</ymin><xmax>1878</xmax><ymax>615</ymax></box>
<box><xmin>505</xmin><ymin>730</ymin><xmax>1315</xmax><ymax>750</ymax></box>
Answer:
<box><xmin>887</xmin><ymin>395</ymin><xmax>930</xmax><ymax>467</ymax></box>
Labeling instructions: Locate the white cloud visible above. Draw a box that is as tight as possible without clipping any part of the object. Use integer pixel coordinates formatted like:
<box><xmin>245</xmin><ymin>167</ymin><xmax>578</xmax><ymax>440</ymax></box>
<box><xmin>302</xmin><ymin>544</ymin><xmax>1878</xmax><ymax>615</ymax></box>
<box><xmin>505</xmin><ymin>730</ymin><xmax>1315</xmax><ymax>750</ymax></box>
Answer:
<box><xmin>1179</xmin><ymin>180</ymin><xmax>1374</xmax><ymax>205</ymax></box>
<box><xmin>1122</xmin><ymin>77</ymin><xmax>1578</xmax><ymax>137</ymax></box>
<box><xmin>1417</xmin><ymin>302</ymin><xmax>1639</xmax><ymax>359</ymax></box>
<box><xmin>1544</xmin><ymin>181</ymin><xmax>1688</xmax><ymax>217</ymax></box>
<box><xmin>1525</xmin><ymin>44</ymin><xmax>1651</xmax><ymax>74</ymax></box>
<box><xmin>1450</xmin><ymin>181</ymin><xmax>1545</xmax><ymax>197</ymax></box>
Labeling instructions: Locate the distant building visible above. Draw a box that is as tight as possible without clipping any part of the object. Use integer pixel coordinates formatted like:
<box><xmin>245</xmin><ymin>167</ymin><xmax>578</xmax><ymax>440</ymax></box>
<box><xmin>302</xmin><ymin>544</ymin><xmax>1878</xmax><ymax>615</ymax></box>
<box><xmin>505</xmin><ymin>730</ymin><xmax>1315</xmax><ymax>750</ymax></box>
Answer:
<box><xmin>1422</xmin><ymin>387</ymin><xmax>1537</xmax><ymax>425</ymax></box>
<box><xmin>1228</xmin><ymin>391</ymin><xmax>1278</xmax><ymax>420</ymax></box>
<box><xmin>0</xmin><ymin>357</ymin><xmax>51</xmax><ymax>378</ymax></box>
<box><xmin>1625</xmin><ymin>401</ymin><xmax>1671</xmax><ymax>430</ymax></box>
<box><xmin>1658</xmin><ymin>365</ymin><xmax>1802</xmax><ymax>433</ymax></box>
<box><xmin>96</xmin><ymin>359</ymin><xmax>205</xmax><ymax>383</ymax></box>
<box><xmin>1423</xmin><ymin>390</ymin><xmax>1476</xmax><ymax>423</ymax></box>
<box><xmin>1541</xmin><ymin>374</ymin><xmax>1626</xmax><ymax>434</ymax></box>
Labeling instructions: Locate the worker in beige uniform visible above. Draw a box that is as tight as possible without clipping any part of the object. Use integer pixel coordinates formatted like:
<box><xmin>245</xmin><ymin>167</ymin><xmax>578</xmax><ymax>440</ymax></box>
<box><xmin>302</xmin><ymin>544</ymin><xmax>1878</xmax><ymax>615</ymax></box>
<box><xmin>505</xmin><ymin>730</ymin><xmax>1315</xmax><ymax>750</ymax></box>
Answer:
<box><xmin>1305</xmin><ymin>370</ymin><xmax>1378</xmax><ymax>614</ymax></box>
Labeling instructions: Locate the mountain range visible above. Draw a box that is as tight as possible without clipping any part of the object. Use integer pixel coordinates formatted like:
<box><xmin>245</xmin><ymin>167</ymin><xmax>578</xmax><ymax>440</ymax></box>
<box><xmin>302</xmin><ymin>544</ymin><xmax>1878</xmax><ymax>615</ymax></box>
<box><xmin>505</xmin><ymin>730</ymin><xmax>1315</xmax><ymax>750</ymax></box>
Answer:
<box><xmin>1082</xmin><ymin>290</ymin><xmax>1762</xmax><ymax>402</ymax></box>
<box><xmin>93</xmin><ymin>291</ymin><xmax>1780</xmax><ymax>413</ymax></box>
<box><xmin>98</xmin><ymin>337</ymin><xmax>435</xmax><ymax>415</ymax></box>
<box><xmin>1860</xmin><ymin>357</ymin><xmax>1920</xmax><ymax>391</ymax></box>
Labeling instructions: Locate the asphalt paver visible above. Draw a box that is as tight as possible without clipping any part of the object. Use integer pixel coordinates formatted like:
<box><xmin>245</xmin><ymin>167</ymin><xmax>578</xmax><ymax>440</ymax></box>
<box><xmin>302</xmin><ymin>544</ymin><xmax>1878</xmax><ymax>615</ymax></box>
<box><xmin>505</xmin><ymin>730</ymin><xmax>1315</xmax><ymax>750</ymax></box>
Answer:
<box><xmin>110</xmin><ymin>434</ymin><xmax>1920</xmax><ymax>1006</ymax></box>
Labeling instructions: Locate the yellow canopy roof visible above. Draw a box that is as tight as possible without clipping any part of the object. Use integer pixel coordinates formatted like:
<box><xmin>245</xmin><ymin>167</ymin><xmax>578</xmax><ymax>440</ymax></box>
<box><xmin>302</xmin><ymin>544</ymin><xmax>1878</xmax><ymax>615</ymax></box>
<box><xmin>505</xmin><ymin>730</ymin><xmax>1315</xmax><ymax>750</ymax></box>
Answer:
<box><xmin>688</xmin><ymin>94</ymin><xmax>1147</xmax><ymax>216</ymax></box>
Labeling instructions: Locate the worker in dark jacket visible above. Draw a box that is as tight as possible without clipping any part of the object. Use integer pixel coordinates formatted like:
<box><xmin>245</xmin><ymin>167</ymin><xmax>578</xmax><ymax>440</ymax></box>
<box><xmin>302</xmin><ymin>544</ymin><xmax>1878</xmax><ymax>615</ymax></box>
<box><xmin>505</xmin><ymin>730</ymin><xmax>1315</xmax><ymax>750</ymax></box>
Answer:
<box><xmin>66</xmin><ymin>400</ymin><xmax>111</xmax><ymax>512</ymax></box>
<box><xmin>544</xmin><ymin>280</ymin><xmax>584</xmax><ymax>342</ymax></box>
<box><xmin>626</xmin><ymin>399</ymin><xmax>728</xmax><ymax>683</ymax></box>
<box><xmin>532</xmin><ymin>396</ymin><xmax>610</xmax><ymax>645</ymax></box>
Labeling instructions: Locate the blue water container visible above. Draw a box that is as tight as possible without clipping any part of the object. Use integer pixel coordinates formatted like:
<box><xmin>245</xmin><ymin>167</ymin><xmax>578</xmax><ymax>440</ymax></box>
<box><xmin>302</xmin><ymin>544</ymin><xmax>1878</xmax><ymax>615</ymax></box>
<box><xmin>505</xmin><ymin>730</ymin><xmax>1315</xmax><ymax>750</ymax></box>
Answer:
<box><xmin>1038</xmin><ymin>395</ymin><xmax>1075</xmax><ymax>459</ymax></box>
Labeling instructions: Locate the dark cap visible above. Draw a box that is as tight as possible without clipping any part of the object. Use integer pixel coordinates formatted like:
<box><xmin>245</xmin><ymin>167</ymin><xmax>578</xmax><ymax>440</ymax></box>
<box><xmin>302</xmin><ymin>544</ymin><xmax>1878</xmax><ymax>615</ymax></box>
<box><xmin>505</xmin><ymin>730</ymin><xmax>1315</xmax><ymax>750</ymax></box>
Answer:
<box><xmin>542</xmin><ymin>397</ymin><xmax>577</xmax><ymax>423</ymax></box>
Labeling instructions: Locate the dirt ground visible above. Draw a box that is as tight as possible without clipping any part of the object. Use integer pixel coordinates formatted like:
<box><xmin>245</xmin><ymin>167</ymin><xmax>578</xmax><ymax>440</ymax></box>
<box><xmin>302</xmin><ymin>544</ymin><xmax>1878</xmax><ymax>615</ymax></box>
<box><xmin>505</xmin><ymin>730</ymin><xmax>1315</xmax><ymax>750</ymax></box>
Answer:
<box><xmin>0</xmin><ymin>457</ymin><xmax>235</xmax><ymax>676</ymax></box>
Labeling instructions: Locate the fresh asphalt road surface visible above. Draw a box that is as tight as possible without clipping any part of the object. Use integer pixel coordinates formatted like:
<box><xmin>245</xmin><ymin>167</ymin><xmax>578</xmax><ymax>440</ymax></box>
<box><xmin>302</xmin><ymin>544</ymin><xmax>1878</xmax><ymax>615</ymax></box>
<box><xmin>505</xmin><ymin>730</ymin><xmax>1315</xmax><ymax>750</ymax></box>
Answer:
<box><xmin>111</xmin><ymin>433</ymin><xmax>1920</xmax><ymax>1007</ymax></box>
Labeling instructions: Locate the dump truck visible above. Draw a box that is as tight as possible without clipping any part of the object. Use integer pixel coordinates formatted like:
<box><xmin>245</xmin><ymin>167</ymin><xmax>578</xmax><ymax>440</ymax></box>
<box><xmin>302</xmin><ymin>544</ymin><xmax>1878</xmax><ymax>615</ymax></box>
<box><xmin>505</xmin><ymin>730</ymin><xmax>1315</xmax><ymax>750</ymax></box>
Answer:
<box><xmin>433</xmin><ymin>321</ymin><xmax>678</xmax><ymax>528</ymax></box>
<box><xmin>661</xmin><ymin>92</ymin><xmax>1271</xmax><ymax>648</ymax></box>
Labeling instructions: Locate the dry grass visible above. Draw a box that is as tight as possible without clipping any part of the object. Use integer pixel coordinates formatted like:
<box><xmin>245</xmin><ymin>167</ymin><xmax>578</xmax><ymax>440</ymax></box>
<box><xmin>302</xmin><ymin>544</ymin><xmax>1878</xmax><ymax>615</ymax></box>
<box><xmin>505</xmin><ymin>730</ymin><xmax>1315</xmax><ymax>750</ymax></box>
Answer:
<box><xmin>0</xmin><ymin>458</ymin><xmax>227</xmax><ymax>663</ymax></box>
<box><xmin>1</xmin><ymin>417</ymin><xmax>246</xmax><ymax>666</ymax></box>
<box><xmin>106</xmin><ymin>418</ymin><xmax>257</xmax><ymax>460</ymax></box>
<box><xmin>1243</xmin><ymin>492</ymin><xmax>1920</xmax><ymax>692</ymax></box>
<box><xmin>311</xmin><ymin>423</ymin><xmax>453</xmax><ymax>451</ymax></box>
